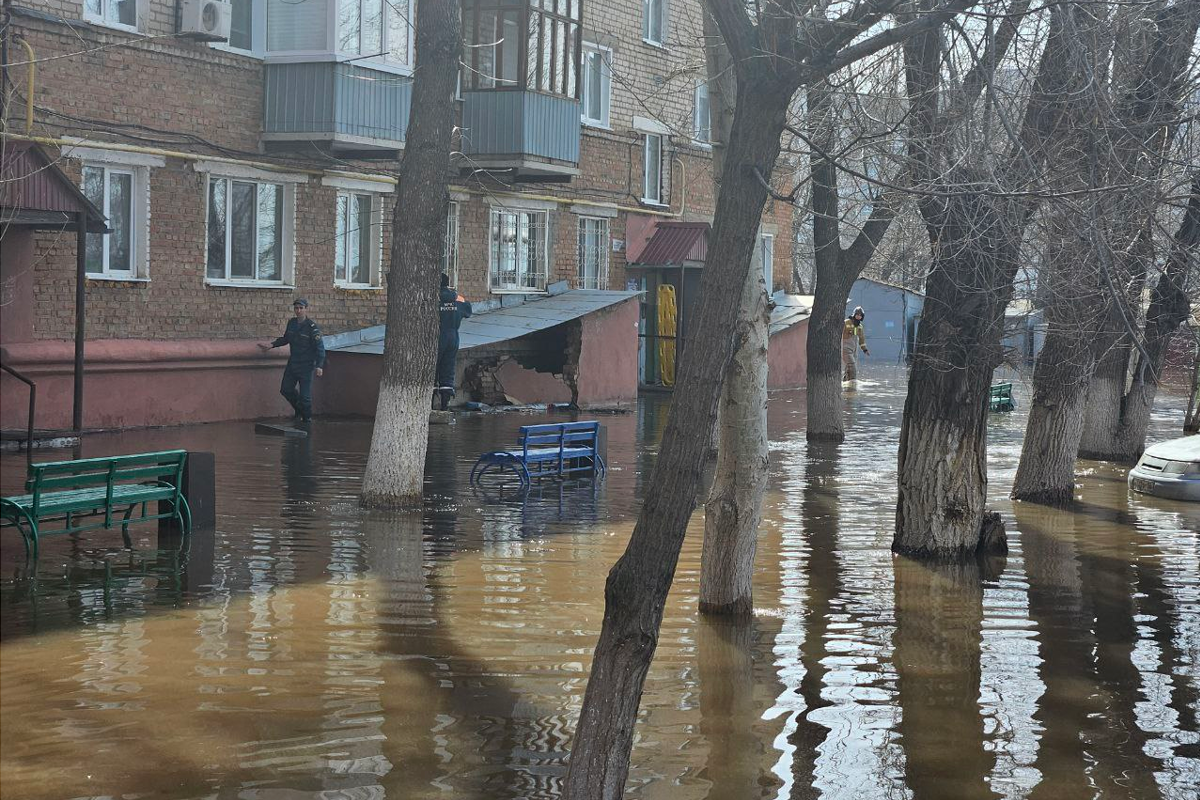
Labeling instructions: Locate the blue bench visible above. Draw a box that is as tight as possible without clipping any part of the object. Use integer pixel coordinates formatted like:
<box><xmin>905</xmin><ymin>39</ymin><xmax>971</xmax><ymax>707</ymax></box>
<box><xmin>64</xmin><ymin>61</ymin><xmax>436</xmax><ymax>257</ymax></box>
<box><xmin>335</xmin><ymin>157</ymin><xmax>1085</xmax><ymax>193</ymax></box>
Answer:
<box><xmin>471</xmin><ymin>422</ymin><xmax>605</xmax><ymax>489</ymax></box>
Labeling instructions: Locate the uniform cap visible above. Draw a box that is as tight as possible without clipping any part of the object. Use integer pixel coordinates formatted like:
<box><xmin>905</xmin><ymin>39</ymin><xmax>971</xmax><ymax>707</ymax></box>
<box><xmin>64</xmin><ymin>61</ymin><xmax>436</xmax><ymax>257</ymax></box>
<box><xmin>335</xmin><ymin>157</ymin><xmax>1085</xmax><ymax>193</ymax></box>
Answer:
<box><xmin>293</xmin><ymin>298</ymin><xmax>309</xmax><ymax>308</ymax></box>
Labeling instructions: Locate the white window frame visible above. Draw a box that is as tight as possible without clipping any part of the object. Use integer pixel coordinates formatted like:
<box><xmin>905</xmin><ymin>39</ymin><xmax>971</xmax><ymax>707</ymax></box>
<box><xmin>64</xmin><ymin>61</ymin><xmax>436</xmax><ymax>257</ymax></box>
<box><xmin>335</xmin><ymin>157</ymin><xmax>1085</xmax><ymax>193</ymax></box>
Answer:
<box><xmin>643</xmin><ymin>0</ymin><xmax>667</xmax><ymax>47</ymax></box>
<box><xmin>760</xmin><ymin>232</ymin><xmax>775</xmax><ymax>292</ymax></box>
<box><xmin>69</xmin><ymin>144</ymin><xmax>161</xmax><ymax>281</ymax></box>
<box><xmin>578</xmin><ymin>216</ymin><xmax>610</xmax><ymax>290</ymax></box>
<box><xmin>83</xmin><ymin>0</ymin><xmax>139</xmax><ymax>33</ymax></box>
<box><xmin>488</xmin><ymin>205</ymin><xmax>551</xmax><ymax>294</ymax></box>
<box><xmin>213</xmin><ymin>0</ymin><xmax>266</xmax><ymax>57</ymax></box>
<box><xmin>693</xmin><ymin>82</ymin><xmax>711</xmax><ymax>145</ymax></box>
<box><xmin>334</xmin><ymin>190</ymin><xmax>384</xmax><ymax>288</ymax></box>
<box><xmin>445</xmin><ymin>200</ymin><xmax>460</xmax><ymax>287</ymax></box>
<box><xmin>81</xmin><ymin>165</ymin><xmax>139</xmax><ymax>279</ymax></box>
<box><xmin>336</xmin><ymin>0</ymin><xmax>415</xmax><ymax>69</ymax></box>
<box><xmin>643</xmin><ymin>133</ymin><xmax>664</xmax><ymax>205</ymax></box>
<box><xmin>203</xmin><ymin>173</ymin><xmax>298</xmax><ymax>288</ymax></box>
<box><xmin>580</xmin><ymin>43</ymin><xmax>612</xmax><ymax>128</ymax></box>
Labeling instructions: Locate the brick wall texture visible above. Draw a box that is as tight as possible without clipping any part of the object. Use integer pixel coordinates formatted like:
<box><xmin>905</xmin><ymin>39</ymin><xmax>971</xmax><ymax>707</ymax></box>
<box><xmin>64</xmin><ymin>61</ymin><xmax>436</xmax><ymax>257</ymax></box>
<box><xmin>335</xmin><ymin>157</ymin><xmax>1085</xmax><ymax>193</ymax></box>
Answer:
<box><xmin>12</xmin><ymin>0</ymin><xmax>794</xmax><ymax>342</ymax></box>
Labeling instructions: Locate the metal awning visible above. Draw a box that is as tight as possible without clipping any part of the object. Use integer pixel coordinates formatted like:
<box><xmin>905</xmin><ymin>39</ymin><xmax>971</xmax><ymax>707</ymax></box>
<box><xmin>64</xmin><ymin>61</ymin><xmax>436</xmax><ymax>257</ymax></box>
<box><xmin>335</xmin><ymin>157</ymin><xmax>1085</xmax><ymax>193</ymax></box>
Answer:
<box><xmin>628</xmin><ymin>221</ymin><xmax>709</xmax><ymax>267</ymax></box>
<box><xmin>324</xmin><ymin>290</ymin><xmax>642</xmax><ymax>355</ymax></box>
<box><xmin>0</xmin><ymin>142</ymin><xmax>108</xmax><ymax>232</ymax></box>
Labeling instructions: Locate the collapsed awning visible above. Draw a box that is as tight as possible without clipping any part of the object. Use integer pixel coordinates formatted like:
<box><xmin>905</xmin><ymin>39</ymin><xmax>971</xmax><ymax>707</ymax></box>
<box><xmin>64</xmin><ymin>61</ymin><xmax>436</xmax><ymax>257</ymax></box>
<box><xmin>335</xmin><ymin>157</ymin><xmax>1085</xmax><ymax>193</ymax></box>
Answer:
<box><xmin>324</xmin><ymin>289</ymin><xmax>642</xmax><ymax>355</ymax></box>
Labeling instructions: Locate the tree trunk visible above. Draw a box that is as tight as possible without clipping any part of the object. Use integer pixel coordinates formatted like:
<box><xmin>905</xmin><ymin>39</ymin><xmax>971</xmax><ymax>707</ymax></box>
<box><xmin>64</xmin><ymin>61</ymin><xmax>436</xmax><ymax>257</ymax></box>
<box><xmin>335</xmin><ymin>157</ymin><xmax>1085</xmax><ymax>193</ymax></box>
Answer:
<box><xmin>804</xmin><ymin>276</ymin><xmax>852</xmax><ymax>442</ymax></box>
<box><xmin>1080</xmin><ymin>176</ymin><xmax>1199</xmax><ymax>461</ymax></box>
<box><xmin>697</xmin><ymin>10</ymin><xmax>769</xmax><ymax>618</ymax></box>
<box><xmin>1078</xmin><ymin>343</ymin><xmax>1129</xmax><ymax>459</ymax></box>
<box><xmin>699</xmin><ymin>264</ymin><xmax>769</xmax><ymax>615</ymax></box>
<box><xmin>360</xmin><ymin>1</ymin><xmax>461</xmax><ymax>509</ymax></box>
<box><xmin>894</xmin><ymin>182</ymin><xmax>1017</xmax><ymax>557</ymax></box>
<box><xmin>561</xmin><ymin>76</ymin><xmax>792</xmax><ymax>800</ymax></box>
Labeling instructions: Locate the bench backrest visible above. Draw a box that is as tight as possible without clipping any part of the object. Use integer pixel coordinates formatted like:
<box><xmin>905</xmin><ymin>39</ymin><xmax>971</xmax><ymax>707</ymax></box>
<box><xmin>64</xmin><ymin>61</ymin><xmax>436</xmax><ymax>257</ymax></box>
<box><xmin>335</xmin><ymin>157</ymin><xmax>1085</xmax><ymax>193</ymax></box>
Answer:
<box><xmin>25</xmin><ymin>450</ymin><xmax>188</xmax><ymax>495</ymax></box>
<box><xmin>517</xmin><ymin>422</ymin><xmax>600</xmax><ymax>452</ymax></box>
<box><xmin>990</xmin><ymin>383</ymin><xmax>1013</xmax><ymax>396</ymax></box>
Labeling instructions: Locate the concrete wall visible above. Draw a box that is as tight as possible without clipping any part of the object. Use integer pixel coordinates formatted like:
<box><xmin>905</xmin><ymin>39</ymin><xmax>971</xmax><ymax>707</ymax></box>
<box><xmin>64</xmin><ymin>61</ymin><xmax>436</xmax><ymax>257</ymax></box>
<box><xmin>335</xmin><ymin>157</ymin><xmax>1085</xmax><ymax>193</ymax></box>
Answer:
<box><xmin>0</xmin><ymin>339</ymin><xmax>292</xmax><ymax>431</ymax></box>
<box><xmin>845</xmin><ymin>279</ymin><xmax>923</xmax><ymax>365</ymax></box>
<box><xmin>767</xmin><ymin>319</ymin><xmax>810</xmax><ymax>390</ymax></box>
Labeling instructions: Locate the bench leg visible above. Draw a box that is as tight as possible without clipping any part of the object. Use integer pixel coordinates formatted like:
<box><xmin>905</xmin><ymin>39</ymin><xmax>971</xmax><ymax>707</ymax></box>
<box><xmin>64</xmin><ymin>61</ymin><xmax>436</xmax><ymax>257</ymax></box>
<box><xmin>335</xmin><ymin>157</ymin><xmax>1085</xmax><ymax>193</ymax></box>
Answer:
<box><xmin>176</xmin><ymin>495</ymin><xmax>193</xmax><ymax>535</ymax></box>
<box><xmin>120</xmin><ymin>505</ymin><xmax>137</xmax><ymax>548</ymax></box>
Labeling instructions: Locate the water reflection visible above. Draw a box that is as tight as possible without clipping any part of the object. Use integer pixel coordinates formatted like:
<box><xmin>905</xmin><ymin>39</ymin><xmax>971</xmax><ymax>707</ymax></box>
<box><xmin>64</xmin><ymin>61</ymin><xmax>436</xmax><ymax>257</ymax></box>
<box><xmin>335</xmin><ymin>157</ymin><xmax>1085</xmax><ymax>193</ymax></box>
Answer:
<box><xmin>1</xmin><ymin>373</ymin><xmax>1197</xmax><ymax>799</ymax></box>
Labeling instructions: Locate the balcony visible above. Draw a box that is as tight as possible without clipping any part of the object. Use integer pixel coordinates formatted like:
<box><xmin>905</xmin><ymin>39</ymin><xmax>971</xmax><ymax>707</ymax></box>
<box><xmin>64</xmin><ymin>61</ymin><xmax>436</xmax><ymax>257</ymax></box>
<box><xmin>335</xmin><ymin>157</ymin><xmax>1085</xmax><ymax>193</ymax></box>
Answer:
<box><xmin>459</xmin><ymin>91</ymin><xmax>581</xmax><ymax>180</ymax></box>
<box><xmin>262</xmin><ymin>62</ymin><xmax>411</xmax><ymax>160</ymax></box>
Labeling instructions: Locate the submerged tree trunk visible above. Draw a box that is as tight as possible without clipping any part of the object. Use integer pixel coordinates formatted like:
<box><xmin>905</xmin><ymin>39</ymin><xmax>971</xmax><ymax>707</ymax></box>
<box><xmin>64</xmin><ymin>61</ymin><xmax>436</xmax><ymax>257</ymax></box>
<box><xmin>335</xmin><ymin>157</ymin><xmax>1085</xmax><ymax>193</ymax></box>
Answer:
<box><xmin>700</xmin><ymin>264</ymin><xmax>769</xmax><ymax>615</ymax></box>
<box><xmin>803</xmin><ymin>82</ymin><xmax>896</xmax><ymax>443</ymax></box>
<box><xmin>1080</xmin><ymin>176</ymin><xmax>1200</xmax><ymax>461</ymax></box>
<box><xmin>697</xmin><ymin>12</ymin><xmax>769</xmax><ymax>617</ymax></box>
<box><xmin>894</xmin><ymin>182</ymin><xmax>1019</xmax><ymax>556</ymax></box>
<box><xmin>361</xmin><ymin>1</ymin><xmax>461</xmax><ymax>508</ymax></box>
<box><xmin>561</xmin><ymin>76</ymin><xmax>792</xmax><ymax>800</ymax></box>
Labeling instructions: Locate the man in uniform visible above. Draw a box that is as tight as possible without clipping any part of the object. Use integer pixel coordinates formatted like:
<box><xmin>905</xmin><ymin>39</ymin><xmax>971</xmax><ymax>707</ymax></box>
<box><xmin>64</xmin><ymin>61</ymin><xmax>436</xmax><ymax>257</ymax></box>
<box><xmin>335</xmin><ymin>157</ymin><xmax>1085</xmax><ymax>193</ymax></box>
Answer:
<box><xmin>842</xmin><ymin>306</ymin><xmax>870</xmax><ymax>381</ymax></box>
<box><xmin>436</xmin><ymin>273</ymin><xmax>473</xmax><ymax>410</ymax></box>
<box><xmin>260</xmin><ymin>298</ymin><xmax>325</xmax><ymax>422</ymax></box>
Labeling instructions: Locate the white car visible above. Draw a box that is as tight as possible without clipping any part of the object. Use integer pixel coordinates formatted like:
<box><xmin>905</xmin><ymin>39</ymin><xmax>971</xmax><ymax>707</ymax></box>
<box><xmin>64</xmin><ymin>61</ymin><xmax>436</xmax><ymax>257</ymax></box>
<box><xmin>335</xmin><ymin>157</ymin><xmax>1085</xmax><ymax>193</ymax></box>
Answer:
<box><xmin>1128</xmin><ymin>435</ymin><xmax>1200</xmax><ymax>502</ymax></box>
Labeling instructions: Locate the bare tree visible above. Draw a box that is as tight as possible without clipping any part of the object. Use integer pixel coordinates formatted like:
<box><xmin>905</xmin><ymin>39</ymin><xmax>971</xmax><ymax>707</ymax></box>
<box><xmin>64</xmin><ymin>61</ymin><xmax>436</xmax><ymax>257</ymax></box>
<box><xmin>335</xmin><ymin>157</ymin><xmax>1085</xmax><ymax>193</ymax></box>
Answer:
<box><xmin>1014</xmin><ymin>1</ymin><xmax>1200</xmax><ymax>499</ymax></box>
<box><xmin>360</xmin><ymin>0</ymin><xmax>462</xmax><ymax>508</ymax></box>
<box><xmin>895</xmin><ymin>0</ymin><xmax>1096</xmax><ymax>556</ymax></box>
<box><xmin>561</xmin><ymin>3</ymin><xmax>979</xmax><ymax>797</ymax></box>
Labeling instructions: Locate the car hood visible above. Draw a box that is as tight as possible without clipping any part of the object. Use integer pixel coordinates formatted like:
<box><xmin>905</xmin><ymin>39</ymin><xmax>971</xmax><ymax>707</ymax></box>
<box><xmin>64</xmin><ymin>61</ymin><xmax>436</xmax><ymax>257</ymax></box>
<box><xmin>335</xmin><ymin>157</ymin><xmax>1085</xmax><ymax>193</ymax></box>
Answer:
<box><xmin>1144</xmin><ymin>435</ymin><xmax>1200</xmax><ymax>462</ymax></box>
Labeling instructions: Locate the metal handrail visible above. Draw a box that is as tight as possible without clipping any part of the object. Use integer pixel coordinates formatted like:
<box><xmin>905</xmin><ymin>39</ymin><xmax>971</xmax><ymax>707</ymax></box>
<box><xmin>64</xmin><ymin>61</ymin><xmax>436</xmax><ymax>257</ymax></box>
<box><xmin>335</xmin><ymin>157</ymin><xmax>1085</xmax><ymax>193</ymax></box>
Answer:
<box><xmin>0</xmin><ymin>361</ymin><xmax>36</xmax><ymax>465</ymax></box>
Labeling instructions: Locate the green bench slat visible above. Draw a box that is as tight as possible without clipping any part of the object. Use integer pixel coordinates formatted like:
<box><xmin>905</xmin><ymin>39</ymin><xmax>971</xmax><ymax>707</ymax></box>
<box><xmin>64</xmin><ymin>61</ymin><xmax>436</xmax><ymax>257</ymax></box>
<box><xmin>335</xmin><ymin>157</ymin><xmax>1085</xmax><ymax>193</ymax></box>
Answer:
<box><xmin>5</xmin><ymin>484</ymin><xmax>177</xmax><ymax>514</ymax></box>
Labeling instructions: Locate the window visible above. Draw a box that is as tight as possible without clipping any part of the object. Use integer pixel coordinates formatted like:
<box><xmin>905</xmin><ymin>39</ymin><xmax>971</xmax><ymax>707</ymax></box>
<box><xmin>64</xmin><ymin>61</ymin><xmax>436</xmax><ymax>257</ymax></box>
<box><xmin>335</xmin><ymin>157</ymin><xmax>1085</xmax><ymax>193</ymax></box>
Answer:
<box><xmin>84</xmin><ymin>0</ymin><xmax>136</xmax><ymax>31</ymax></box>
<box><xmin>643</xmin><ymin>0</ymin><xmax>666</xmax><ymax>45</ymax></box>
<box><xmin>228</xmin><ymin>0</ymin><xmax>253</xmax><ymax>51</ymax></box>
<box><xmin>694</xmin><ymin>82</ymin><xmax>711</xmax><ymax>143</ymax></box>
<box><xmin>82</xmin><ymin>165</ymin><xmax>136</xmax><ymax>277</ymax></box>
<box><xmin>445</xmin><ymin>200</ymin><xmax>460</xmax><ymax>286</ymax></box>
<box><xmin>580</xmin><ymin>44</ymin><xmax>611</xmax><ymax>127</ymax></box>
<box><xmin>489</xmin><ymin>208</ymin><xmax>548</xmax><ymax>292</ymax></box>
<box><xmin>578</xmin><ymin>217</ymin><xmax>609</xmax><ymax>290</ymax></box>
<box><xmin>643</xmin><ymin>133</ymin><xmax>663</xmax><ymax>204</ymax></box>
<box><xmin>206</xmin><ymin>177</ymin><xmax>288</xmax><ymax>284</ymax></box>
<box><xmin>335</xmin><ymin>192</ymin><xmax>381</xmax><ymax>287</ymax></box>
<box><xmin>338</xmin><ymin>0</ymin><xmax>413</xmax><ymax>66</ymax></box>
<box><xmin>463</xmin><ymin>0</ymin><xmax>582</xmax><ymax>96</ymax></box>
<box><xmin>760</xmin><ymin>233</ymin><xmax>775</xmax><ymax>291</ymax></box>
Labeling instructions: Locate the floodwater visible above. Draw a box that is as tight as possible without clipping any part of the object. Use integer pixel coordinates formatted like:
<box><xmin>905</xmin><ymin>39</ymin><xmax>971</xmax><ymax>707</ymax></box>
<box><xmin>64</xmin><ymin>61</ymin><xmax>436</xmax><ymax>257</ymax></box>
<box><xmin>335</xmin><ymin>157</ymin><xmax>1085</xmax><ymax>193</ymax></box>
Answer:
<box><xmin>1</xmin><ymin>369</ymin><xmax>1197</xmax><ymax>800</ymax></box>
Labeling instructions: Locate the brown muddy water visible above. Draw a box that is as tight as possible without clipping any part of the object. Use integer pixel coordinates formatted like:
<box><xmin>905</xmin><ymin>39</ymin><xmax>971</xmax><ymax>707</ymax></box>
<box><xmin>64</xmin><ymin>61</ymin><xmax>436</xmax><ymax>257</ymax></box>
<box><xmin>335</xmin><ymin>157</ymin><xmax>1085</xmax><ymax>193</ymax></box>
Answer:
<box><xmin>1</xmin><ymin>370</ymin><xmax>1197</xmax><ymax>800</ymax></box>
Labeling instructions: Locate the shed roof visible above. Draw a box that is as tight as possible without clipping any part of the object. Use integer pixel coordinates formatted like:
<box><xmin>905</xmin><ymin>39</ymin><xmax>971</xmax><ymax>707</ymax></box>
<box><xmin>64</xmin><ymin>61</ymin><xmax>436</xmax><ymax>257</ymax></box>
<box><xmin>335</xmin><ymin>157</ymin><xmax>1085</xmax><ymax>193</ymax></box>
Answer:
<box><xmin>324</xmin><ymin>290</ymin><xmax>642</xmax><ymax>355</ymax></box>
<box><xmin>770</xmin><ymin>292</ymin><xmax>813</xmax><ymax>335</ymax></box>
<box><xmin>0</xmin><ymin>142</ymin><xmax>107</xmax><ymax>232</ymax></box>
<box><xmin>629</xmin><ymin>221</ymin><xmax>709</xmax><ymax>267</ymax></box>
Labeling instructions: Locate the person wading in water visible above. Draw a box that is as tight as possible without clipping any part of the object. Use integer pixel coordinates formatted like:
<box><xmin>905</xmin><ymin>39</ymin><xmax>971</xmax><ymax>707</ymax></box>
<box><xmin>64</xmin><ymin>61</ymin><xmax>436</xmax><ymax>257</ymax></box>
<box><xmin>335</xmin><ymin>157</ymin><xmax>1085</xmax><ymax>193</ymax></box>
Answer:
<box><xmin>842</xmin><ymin>306</ymin><xmax>869</xmax><ymax>381</ymax></box>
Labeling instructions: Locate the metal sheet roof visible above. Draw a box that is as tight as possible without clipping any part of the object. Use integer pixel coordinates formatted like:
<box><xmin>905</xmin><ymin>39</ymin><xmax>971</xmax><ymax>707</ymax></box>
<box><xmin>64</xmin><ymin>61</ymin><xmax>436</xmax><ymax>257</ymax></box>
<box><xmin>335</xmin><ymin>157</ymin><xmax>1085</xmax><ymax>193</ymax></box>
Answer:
<box><xmin>629</xmin><ymin>221</ymin><xmax>709</xmax><ymax>267</ymax></box>
<box><xmin>0</xmin><ymin>142</ymin><xmax>108</xmax><ymax>231</ymax></box>
<box><xmin>770</xmin><ymin>292</ymin><xmax>813</xmax><ymax>336</ymax></box>
<box><xmin>325</xmin><ymin>290</ymin><xmax>642</xmax><ymax>355</ymax></box>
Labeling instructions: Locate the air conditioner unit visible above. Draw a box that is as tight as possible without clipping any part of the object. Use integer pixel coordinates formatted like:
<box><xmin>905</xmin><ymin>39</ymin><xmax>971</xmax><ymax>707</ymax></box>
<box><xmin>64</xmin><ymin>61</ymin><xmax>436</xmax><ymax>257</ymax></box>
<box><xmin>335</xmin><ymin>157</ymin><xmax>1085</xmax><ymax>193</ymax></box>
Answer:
<box><xmin>180</xmin><ymin>0</ymin><xmax>231</xmax><ymax>42</ymax></box>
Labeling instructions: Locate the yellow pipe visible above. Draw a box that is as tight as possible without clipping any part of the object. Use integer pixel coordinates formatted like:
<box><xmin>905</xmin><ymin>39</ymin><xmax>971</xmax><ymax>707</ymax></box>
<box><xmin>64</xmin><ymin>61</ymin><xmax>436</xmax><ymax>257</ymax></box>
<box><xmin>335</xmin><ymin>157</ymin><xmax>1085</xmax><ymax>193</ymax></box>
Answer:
<box><xmin>14</xmin><ymin>36</ymin><xmax>35</xmax><ymax>134</ymax></box>
<box><xmin>10</xmin><ymin>133</ymin><xmax>693</xmax><ymax>218</ymax></box>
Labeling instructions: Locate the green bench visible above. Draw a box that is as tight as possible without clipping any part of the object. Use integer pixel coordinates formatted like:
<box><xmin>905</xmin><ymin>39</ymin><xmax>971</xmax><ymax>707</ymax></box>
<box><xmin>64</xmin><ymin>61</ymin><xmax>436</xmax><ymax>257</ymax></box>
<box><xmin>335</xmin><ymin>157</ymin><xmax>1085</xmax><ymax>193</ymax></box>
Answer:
<box><xmin>989</xmin><ymin>382</ymin><xmax>1016</xmax><ymax>412</ymax></box>
<box><xmin>1</xmin><ymin>450</ymin><xmax>192</xmax><ymax>558</ymax></box>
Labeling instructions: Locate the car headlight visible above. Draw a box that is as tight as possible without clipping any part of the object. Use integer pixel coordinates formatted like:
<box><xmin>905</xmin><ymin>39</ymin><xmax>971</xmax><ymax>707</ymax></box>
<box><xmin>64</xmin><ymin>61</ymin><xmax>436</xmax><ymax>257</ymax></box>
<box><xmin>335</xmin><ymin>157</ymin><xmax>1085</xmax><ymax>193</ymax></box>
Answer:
<box><xmin>1183</xmin><ymin>462</ymin><xmax>1200</xmax><ymax>476</ymax></box>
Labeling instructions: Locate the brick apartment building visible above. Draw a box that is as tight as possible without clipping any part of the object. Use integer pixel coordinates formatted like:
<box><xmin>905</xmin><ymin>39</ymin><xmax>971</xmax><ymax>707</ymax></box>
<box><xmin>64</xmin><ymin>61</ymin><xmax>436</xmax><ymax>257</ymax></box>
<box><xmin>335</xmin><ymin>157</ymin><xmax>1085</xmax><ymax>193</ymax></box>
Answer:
<box><xmin>0</xmin><ymin>0</ymin><xmax>796</xmax><ymax>432</ymax></box>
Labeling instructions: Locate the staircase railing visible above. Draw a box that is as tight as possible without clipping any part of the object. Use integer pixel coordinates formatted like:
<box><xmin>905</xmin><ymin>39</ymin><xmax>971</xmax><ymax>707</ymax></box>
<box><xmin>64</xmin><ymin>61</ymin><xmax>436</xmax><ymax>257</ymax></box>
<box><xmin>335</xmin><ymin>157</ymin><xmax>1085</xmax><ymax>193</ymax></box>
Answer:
<box><xmin>0</xmin><ymin>361</ymin><xmax>36</xmax><ymax>464</ymax></box>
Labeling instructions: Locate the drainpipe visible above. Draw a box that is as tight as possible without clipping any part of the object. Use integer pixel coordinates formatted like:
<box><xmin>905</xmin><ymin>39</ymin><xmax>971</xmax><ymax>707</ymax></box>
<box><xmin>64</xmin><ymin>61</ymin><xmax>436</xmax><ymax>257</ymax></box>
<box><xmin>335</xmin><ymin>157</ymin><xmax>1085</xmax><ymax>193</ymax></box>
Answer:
<box><xmin>1</xmin><ymin>0</ymin><xmax>9</xmax><ymax>129</ymax></box>
<box><xmin>14</xmin><ymin>34</ymin><xmax>33</xmax><ymax>133</ymax></box>
<box><xmin>74</xmin><ymin>211</ymin><xmax>86</xmax><ymax>433</ymax></box>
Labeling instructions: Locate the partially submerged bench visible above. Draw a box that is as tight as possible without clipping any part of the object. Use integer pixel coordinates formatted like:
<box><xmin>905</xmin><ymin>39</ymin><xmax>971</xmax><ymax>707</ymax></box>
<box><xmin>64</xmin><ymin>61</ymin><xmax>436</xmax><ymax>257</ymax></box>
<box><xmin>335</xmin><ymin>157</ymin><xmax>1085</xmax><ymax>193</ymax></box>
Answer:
<box><xmin>1</xmin><ymin>450</ymin><xmax>192</xmax><ymax>558</ymax></box>
<box><xmin>989</xmin><ymin>382</ymin><xmax>1016</xmax><ymax>412</ymax></box>
<box><xmin>471</xmin><ymin>422</ymin><xmax>605</xmax><ymax>489</ymax></box>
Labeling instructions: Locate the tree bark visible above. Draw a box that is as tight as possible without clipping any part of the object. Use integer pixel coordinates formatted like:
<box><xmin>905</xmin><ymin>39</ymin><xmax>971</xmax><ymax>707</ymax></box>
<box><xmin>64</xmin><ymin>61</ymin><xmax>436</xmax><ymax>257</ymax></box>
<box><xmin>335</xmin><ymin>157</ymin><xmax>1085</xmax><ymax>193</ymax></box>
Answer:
<box><xmin>700</xmin><ymin>263</ymin><xmax>769</xmax><ymax>615</ymax></box>
<box><xmin>360</xmin><ymin>0</ymin><xmax>461</xmax><ymax>509</ymax></box>
<box><xmin>561</xmin><ymin>75</ymin><xmax>793</xmax><ymax>800</ymax></box>
<box><xmin>697</xmin><ymin>10</ymin><xmax>770</xmax><ymax>618</ymax></box>
<box><xmin>894</xmin><ymin>184</ymin><xmax>1019</xmax><ymax>557</ymax></box>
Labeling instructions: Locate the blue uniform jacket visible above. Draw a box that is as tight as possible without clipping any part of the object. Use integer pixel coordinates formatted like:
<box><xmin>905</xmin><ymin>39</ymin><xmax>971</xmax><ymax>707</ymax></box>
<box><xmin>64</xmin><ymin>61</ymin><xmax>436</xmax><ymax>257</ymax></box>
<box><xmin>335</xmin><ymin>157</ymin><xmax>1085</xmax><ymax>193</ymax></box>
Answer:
<box><xmin>273</xmin><ymin>318</ymin><xmax>326</xmax><ymax>368</ymax></box>
<box><xmin>439</xmin><ymin>287</ymin><xmax>473</xmax><ymax>347</ymax></box>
